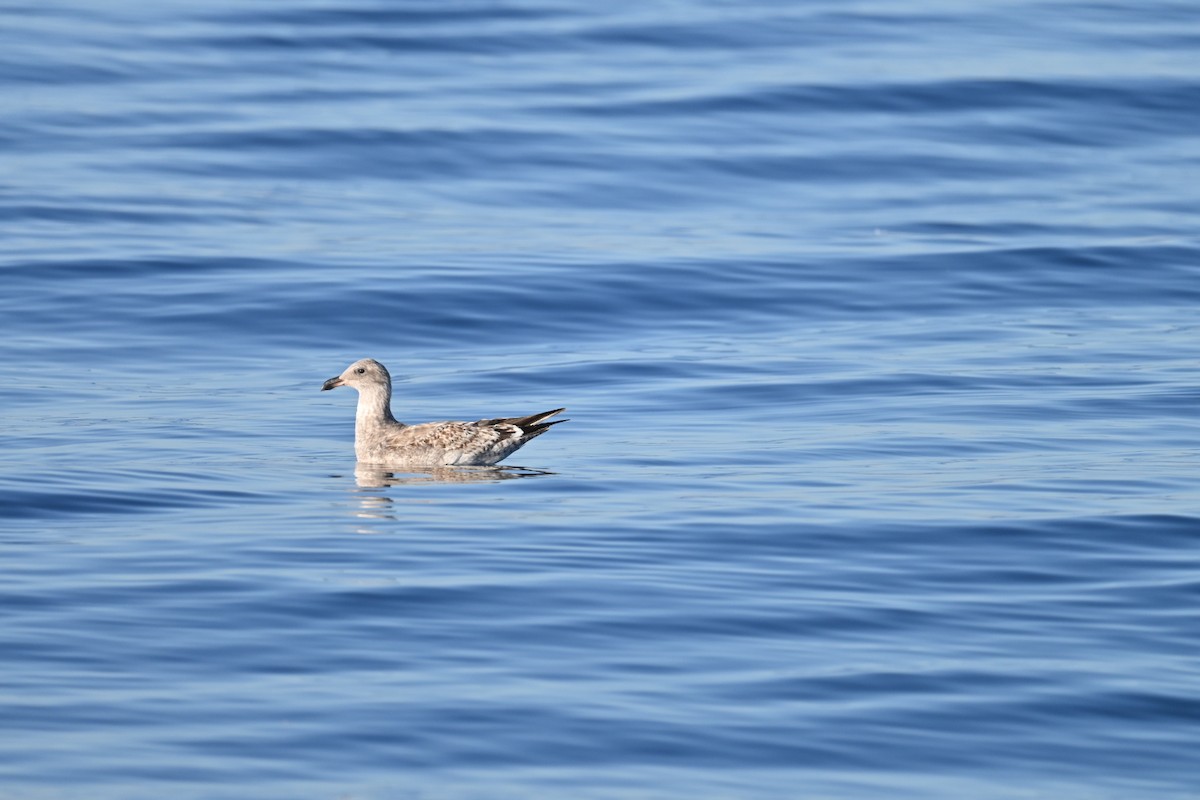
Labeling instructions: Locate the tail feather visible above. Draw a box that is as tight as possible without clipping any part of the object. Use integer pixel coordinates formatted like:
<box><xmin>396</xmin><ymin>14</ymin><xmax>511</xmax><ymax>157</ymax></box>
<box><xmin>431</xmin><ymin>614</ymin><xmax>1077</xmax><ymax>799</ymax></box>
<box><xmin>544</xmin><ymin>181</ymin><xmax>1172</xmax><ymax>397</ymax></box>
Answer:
<box><xmin>481</xmin><ymin>408</ymin><xmax>568</xmax><ymax>438</ymax></box>
<box><xmin>522</xmin><ymin>416</ymin><xmax>568</xmax><ymax>440</ymax></box>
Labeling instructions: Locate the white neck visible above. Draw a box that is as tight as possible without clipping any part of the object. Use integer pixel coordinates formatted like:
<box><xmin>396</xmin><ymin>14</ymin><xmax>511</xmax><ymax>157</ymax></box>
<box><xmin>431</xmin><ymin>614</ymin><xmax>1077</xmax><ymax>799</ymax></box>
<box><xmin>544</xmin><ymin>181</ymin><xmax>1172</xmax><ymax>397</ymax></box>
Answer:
<box><xmin>354</xmin><ymin>382</ymin><xmax>400</xmax><ymax>447</ymax></box>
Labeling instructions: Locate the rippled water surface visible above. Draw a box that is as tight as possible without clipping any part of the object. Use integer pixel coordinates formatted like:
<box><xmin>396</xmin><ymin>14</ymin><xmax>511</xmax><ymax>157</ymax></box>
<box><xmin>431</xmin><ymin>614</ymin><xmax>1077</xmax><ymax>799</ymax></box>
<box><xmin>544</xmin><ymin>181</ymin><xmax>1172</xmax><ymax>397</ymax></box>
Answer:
<box><xmin>3</xmin><ymin>1</ymin><xmax>1199</xmax><ymax>798</ymax></box>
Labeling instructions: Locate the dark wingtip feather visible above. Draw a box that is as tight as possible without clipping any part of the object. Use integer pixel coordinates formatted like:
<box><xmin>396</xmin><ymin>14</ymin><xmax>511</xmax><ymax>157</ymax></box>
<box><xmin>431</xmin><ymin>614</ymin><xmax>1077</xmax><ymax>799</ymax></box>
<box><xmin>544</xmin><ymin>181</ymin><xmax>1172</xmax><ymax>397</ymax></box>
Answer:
<box><xmin>525</xmin><ymin>416</ymin><xmax>568</xmax><ymax>436</ymax></box>
<box><xmin>479</xmin><ymin>408</ymin><xmax>568</xmax><ymax>437</ymax></box>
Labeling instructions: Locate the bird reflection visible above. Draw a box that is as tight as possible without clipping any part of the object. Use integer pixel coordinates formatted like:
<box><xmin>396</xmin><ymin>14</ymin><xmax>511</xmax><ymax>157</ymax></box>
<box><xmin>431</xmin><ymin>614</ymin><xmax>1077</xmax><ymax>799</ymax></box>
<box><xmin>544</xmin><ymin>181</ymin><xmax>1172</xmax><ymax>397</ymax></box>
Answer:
<box><xmin>353</xmin><ymin>464</ymin><xmax>553</xmax><ymax>488</ymax></box>
<box><xmin>341</xmin><ymin>465</ymin><xmax>555</xmax><ymax>523</ymax></box>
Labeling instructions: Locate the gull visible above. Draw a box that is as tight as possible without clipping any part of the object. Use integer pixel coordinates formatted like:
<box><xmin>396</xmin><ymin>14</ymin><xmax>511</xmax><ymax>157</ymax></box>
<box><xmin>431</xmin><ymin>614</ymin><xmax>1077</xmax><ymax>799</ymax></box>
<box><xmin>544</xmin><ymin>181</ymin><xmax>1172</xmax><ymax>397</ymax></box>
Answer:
<box><xmin>321</xmin><ymin>358</ymin><xmax>566</xmax><ymax>467</ymax></box>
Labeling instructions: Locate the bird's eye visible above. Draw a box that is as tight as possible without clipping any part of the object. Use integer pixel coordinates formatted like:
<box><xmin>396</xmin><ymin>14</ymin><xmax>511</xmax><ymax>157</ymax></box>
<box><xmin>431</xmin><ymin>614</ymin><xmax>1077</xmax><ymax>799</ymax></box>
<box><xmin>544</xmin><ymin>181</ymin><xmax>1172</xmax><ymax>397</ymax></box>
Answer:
<box><xmin>356</xmin><ymin>367</ymin><xmax>366</xmax><ymax>374</ymax></box>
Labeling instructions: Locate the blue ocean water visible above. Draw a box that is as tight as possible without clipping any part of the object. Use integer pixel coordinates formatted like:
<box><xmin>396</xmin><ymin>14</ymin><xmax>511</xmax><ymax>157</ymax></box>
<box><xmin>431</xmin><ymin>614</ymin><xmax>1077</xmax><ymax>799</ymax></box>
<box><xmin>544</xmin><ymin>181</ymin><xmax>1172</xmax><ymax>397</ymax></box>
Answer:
<box><xmin>2</xmin><ymin>1</ymin><xmax>1199</xmax><ymax>797</ymax></box>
